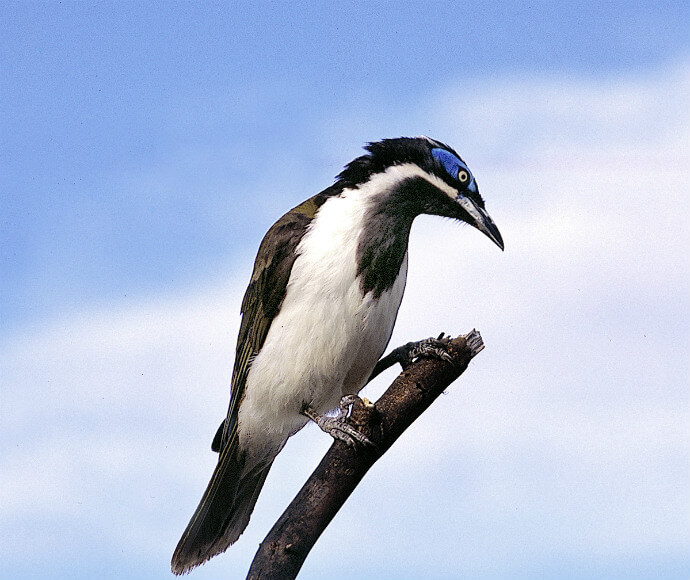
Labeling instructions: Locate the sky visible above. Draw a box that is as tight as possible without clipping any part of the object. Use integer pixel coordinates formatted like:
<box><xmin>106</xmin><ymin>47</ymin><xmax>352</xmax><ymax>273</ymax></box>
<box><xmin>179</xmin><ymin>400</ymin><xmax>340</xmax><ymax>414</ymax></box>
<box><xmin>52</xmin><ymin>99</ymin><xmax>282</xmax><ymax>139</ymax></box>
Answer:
<box><xmin>1</xmin><ymin>2</ymin><xmax>689</xmax><ymax>579</ymax></box>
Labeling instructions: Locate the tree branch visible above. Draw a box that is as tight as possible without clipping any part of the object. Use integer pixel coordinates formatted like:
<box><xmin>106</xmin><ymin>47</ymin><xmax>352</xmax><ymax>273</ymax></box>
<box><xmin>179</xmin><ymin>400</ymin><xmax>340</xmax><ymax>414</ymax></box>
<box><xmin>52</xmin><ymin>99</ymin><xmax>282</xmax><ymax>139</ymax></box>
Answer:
<box><xmin>246</xmin><ymin>330</ymin><xmax>485</xmax><ymax>580</ymax></box>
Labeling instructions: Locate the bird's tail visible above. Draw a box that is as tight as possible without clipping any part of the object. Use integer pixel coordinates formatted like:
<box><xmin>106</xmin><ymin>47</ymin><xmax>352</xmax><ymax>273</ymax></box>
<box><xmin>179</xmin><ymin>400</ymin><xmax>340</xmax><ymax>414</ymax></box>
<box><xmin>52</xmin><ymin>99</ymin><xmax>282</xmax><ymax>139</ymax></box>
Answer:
<box><xmin>171</xmin><ymin>438</ymin><xmax>274</xmax><ymax>575</ymax></box>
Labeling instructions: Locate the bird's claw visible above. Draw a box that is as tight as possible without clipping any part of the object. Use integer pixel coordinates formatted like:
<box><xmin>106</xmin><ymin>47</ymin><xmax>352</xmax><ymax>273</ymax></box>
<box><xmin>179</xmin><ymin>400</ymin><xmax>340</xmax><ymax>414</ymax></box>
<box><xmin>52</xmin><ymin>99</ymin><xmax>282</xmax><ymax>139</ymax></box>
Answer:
<box><xmin>392</xmin><ymin>332</ymin><xmax>454</xmax><ymax>369</ymax></box>
<box><xmin>303</xmin><ymin>395</ymin><xmax>375</xmax><ymax>448</ymax></box>
<box><xmin>314</xmin><ymin>415</ymin><xmax>374</xmax><ymax>447</ymax></box>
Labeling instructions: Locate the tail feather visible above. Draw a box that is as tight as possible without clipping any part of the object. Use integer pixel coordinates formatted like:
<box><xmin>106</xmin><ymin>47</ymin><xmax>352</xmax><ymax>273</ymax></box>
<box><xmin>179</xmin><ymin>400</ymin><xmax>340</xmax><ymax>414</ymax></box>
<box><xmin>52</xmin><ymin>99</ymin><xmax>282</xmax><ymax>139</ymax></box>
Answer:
<box><xmin>171</xmin><ymin>440</ymin><xmax>274</xmax><ymax>575</ymax></box>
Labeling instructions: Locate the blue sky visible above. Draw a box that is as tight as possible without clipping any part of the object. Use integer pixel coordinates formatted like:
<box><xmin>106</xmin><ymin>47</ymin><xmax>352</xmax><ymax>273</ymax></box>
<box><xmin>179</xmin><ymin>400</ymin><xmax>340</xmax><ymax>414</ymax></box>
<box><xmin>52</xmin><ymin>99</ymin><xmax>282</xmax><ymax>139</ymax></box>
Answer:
<box><xmin>1</xmin><ymin>2</ymin><xmax>689</xmax><ymax>579</ymax></box>
<box><xmin>4</xmin><ymin>0</ymin><xmax>689</xmax><ymax>330</ymax></box>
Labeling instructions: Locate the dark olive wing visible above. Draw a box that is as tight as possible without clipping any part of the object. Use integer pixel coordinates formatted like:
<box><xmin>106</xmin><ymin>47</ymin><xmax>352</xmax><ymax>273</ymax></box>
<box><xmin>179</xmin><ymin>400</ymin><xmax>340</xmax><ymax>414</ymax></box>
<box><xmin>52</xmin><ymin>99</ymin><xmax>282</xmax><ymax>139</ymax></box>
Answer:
<box><xmin>217</xmin><ymin>196</ymin><xmax>327</xmax><ymax>450</ymax></box>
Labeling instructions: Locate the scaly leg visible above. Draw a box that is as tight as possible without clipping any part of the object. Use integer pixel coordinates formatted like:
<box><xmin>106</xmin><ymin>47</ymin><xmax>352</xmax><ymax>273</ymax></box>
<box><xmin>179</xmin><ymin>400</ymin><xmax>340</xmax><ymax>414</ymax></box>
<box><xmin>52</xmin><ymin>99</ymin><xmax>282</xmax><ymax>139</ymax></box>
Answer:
<box><xmin>302</xmin><ymin>394</ymin><xmax>375</xmax><ymax>447</ymax></box>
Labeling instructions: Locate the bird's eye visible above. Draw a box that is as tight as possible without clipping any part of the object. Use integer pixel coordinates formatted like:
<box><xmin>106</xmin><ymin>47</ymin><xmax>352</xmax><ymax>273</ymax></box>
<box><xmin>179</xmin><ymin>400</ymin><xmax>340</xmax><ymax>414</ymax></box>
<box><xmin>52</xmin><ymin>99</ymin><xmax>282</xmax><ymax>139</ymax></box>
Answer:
<box><xmin>457</xmin><ymin>170</ymin><xmax>469</xmax><ymax>184</ymax></box>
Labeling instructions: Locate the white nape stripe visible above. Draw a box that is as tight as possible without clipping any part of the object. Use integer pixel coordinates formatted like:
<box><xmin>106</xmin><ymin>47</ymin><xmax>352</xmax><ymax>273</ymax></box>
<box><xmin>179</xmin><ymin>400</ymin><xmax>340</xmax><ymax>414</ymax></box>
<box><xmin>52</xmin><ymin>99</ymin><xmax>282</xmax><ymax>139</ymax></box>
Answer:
<box><xmin>356</xmin><ymin>162</ymin><xmax>458</xmax><ymax>201</ymax></box>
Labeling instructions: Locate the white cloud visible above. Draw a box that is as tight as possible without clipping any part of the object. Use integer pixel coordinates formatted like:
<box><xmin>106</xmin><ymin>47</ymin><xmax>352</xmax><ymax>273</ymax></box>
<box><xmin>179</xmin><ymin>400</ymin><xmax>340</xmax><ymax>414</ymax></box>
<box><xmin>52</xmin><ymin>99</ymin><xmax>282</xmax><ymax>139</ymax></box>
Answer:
<box><xmin>434</xmin><ymin>58</ymin><xmax>690</xmax><ymax>161</ymax></box>
<box><xmin>1</xmin><ymin>61</ymin><xmax>689</xmax><ymax>578</ymax></box>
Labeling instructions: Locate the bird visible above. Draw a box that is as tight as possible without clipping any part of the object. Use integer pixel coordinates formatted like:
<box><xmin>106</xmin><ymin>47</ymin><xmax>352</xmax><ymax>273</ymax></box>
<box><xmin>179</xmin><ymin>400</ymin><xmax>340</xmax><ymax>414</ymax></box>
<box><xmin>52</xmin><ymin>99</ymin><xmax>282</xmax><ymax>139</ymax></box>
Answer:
<box><xmin>171</xmin><ymin>136</ymin><xmax>504</xmax><ymax>574</ymax></box>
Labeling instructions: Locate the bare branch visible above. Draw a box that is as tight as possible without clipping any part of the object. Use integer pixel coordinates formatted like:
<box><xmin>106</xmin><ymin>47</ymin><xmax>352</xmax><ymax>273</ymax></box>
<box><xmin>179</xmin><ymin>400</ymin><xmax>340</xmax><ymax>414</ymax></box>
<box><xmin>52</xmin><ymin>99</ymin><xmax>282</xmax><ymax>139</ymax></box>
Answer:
<box><xmin>246</xmin><ymin>330</ymin><xmax>484</xmax><ymax>580</ymax></box>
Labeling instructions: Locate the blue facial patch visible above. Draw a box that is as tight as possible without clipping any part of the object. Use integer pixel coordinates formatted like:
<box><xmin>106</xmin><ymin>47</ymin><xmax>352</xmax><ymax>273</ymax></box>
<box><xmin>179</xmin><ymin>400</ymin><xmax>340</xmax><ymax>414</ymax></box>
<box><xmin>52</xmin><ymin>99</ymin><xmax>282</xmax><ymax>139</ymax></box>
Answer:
<box><xmin>431</xmin><ymin>147</ymin><xmax>472</xmax><ymax>183</ymax></box>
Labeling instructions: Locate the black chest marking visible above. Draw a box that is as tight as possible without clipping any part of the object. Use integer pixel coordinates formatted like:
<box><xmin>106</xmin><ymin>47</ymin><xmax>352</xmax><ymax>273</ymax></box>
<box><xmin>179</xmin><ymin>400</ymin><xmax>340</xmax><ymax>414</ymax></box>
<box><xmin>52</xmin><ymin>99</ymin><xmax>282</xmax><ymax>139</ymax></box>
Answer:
<box><xmin>356</xmin><ymin>177</ymin><xmax>432</xmax><ymax>298</ymax></box>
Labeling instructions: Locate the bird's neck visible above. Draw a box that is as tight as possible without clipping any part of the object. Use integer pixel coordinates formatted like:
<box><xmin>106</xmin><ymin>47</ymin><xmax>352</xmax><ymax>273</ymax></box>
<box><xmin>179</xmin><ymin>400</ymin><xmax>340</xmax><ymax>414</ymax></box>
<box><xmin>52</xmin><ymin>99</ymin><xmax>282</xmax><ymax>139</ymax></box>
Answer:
<box><xmin>356</xmin><ymin>207</ymin><xmax>413</xmax><ymax>298</ymax></box>
<box><xmin>353</xmin><ymin>176</ymin><xmax>422</xmax><ymax>299</ymax></box>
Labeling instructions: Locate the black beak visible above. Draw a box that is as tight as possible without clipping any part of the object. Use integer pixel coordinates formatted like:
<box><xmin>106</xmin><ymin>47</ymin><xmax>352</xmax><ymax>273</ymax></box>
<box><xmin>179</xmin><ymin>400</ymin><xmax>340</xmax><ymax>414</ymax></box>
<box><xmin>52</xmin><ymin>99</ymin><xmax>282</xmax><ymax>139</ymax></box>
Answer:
<box><xmin>456</xmin><ymin>194</ymin><xmax>504</xmax><ymax>251</ymax></box>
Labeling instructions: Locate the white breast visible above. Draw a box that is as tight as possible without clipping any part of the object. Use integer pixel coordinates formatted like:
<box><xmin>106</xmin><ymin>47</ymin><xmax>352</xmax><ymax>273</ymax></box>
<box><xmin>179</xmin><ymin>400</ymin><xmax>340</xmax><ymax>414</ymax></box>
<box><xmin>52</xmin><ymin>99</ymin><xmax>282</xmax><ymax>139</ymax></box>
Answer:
<box><xmin>237</xmin><ymin>183</ymin><xmax>408</xmax><ymax>452</ymax></box>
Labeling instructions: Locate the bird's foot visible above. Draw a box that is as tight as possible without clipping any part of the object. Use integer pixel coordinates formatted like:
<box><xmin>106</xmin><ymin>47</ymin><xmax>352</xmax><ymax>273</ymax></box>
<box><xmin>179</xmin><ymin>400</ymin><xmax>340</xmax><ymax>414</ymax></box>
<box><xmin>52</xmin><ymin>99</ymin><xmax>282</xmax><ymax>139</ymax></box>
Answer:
<box><xmin>302</xmin><ymin>395</ymin><xmax>375</xmax><ymax>448</ymax></box>
<box><xmin>390</xmin><ymin>332</ymin><xmax>455</xmax><ymax>370</ymax></box>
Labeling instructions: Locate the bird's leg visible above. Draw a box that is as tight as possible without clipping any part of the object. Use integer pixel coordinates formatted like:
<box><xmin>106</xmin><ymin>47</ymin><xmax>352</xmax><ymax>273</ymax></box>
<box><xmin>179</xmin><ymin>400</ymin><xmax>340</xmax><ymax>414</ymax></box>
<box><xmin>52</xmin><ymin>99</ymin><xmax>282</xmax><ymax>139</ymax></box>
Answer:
<box><xmin>302</xmin><ymin>394</ymin><xmax>375</xmax><ymax>448</ymax></box>
<box><xmin>368</xmin><ymin>332</ymin><xmax>455</xmax><ymax>382</ymax></box>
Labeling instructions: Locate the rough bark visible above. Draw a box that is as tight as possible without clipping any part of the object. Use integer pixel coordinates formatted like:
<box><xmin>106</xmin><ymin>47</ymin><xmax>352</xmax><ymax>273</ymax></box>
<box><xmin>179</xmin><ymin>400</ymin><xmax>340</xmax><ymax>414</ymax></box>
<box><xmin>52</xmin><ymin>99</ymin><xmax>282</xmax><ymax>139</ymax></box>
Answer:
<box><xmin>246</xmin><ymin>330</ymin><xmax>484</xmax><ymax>580</ymax></box>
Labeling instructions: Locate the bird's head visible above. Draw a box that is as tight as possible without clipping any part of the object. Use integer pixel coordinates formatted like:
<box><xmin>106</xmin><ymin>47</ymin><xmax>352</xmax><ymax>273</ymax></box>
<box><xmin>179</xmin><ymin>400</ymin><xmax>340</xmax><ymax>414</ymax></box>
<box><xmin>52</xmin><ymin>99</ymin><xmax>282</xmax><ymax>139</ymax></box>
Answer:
<box><xmin>336</xmin><ymin>136</ymin><xmax>504</xmax><ymax>251</ymax></box>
